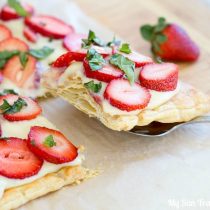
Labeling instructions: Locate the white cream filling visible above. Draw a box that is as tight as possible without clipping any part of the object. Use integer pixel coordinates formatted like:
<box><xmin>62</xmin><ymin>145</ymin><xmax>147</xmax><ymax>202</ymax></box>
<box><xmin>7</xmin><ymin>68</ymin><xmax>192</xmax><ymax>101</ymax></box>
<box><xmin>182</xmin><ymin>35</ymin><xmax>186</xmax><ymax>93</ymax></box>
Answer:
<box><xmin>58</xmin><ymin>62</ymin><xmax>180</xmax><ymax>115</ymax></box>
<box><xmin>0</xmin><ymin>116</ymin><xmax>83</xmax><ymax>198</ymax></box>
<box><xmin>0</xmin><ymin>19</ymin><xmax>66</xmax><ymax>98</ymax></box>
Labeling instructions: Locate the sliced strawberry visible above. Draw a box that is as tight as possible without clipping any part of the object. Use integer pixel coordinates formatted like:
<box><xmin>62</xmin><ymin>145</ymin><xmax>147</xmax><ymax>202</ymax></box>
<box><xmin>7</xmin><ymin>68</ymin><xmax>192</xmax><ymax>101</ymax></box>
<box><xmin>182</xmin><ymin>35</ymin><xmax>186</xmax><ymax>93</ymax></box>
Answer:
<box><xmin>63</xmin><ymin>33</ymin><xmax>86</xmax><ymax>51</ymax></box>
<box><xmin>139</xmin><ymin>63</ymin><xmax>178</xmax><ymax>91</ymax></box>
<box><xmin>52</xmin><ymin>47</ymin><xmax>110</xmax><ymax>68</ymax></box>
<box><xmin>83</xmin><ymin>58</ymin><xmax>123</xmax><ymax>83</ymax></box>
<box><xmin>121</xmin><ymin>51</ymin><xmax>153</xmax><ymax>67</ymax></box>
<box><xmin>0</xmin><ymin>37</ymin><xmax>28</xmax><ymax>52</ymax></box>
<box><xmin>0</xmin><ymin>3</ymin><xmax>34</xmax><ymax>21</ymax></box>
<box><xmin>52</xmin><ymin>52</ymin><xmax>74</xmax><ymax>68</ymax></box>
<box><xmin>23</xmin><ymin>27</ymin><xmax>38</xmax><ymax>43</ymax></box>
<box><xmin>0</xmin><ymin>137</ymin><xmax>43</xmax><ymax>179</ymax></box>
<box><xmin>0</xmin><ymin>94</ymin><xmax>42</xmax><ymax>121</ymax></box>
<box><xmin>25</xmin><ymin>15</ymin><xmax>74</xmax><ymax>39</ymax></box>
<box><xmin>104</xmin><ymin>78</ymin><xmax>151</xmax><ymax>111</ymax></box>
<box><xmin>28</xmin><ymin>126</ymin><xmax>78</xmax><ymax>164</ymax></box>
<box><xmin>0</xmin><ymin>24</ymin><xmax>12</xmax><ymax>42</ymax></box>
<box><xmin>2</xmin><ymin>55</ymin><xmax>36</xmax><ymax>87</ymax></box>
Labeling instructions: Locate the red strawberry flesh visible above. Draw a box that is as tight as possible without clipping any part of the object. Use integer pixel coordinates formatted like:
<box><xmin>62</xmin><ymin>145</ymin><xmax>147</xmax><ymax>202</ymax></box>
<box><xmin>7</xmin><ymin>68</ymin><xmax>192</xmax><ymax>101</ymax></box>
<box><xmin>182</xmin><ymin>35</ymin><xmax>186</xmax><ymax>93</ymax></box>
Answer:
<box><xmin>122</xmin><ymin>51</ymin><xmax>153</xmax><ymax>67</ymax></box>
<box><xmin>0</xmin><ymin>37</ymin><xmax>28</xmax><ymax>52</ymax></box>
<box><xmin>0</xmin><ymin>137</ymin><xmax>43</xmax><ymax>179</ymax></box>
<box><xmin>104</xmin><ymin>78</ymin><xmax>151</xmax><ymax>111</ymax></box>
<box><xmin>0</xmin><ymin>24</ymin><xmax>12</xmax><ymax>42</ymax></box>
<box><xmin>28</xmin><ymin>126</ymin><xmax>78</xmax><ymax>164</ymax></box>
<box><xmin>0</xmin><ymin>94</ymin><xmax>42</xmax><ymax>121</ymax></box>
<box><xmin>23</xmin><ymin>27</ymin><xmax>38</xmax><ymax>43</ymax></box>
<box><xmin>83</xmin><ymin>58</ymin><xmax>123</xmax><ymax>83</ymax></box>
<box><xmin>25</xmin><ymin>15</ymin><xmax>74</xmax><ymax>39</ymax></box>
<box><xmin>139</xmin><ymin>63</ymin><xmax>178</xmax><ymax>91</ymax></box>
<box><xmin>0</xmin><ymin>3</ymin><xmax>34</xmax><ymax>21</ymax></box>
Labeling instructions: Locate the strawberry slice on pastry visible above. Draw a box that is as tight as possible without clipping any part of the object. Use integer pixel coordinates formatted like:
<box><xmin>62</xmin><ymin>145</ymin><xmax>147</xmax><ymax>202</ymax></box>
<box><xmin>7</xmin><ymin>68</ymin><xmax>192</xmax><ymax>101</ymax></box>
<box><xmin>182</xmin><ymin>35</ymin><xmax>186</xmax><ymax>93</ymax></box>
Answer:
<box><xmin>28</xmin><ymin>126</ymin><xmax>78</xmax><ymax>164</ymax></box>
<box><xmin>0</xmin><ymin>137</ymin><xmax>43</xmax><ymax>179</ymax></box>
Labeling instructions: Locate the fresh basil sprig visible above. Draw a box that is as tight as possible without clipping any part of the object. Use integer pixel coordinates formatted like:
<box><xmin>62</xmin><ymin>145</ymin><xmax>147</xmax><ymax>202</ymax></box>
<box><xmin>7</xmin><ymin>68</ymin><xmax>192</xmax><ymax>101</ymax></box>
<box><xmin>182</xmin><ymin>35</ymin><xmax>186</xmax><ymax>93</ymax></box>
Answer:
<box><xmin>86</xmin><ymin>48</ymin><xmax>106</xmax><ymax>71</ymax></box>
<box><xmin>82</xmin><ymin>30</ymin><xmax>104</xmax><ymax>49</ymax></box>
<box><xmin>107</xmin><ymin>36</ymin><xmax>121</xmax><ymax>47</ymax></box>
<box><xmin>29</xmin><ymin>46</ymin><xmax>54</xmax><ymax>60</ymax></box>
<box><xmin>84</xmin><ymin>80</ymin><xmax>102</xmax><ymax>93</ymax></box>
<box><xmin>119</xmin><ymin>43</ymin><xmax>131</xmax><ymax>54</ymax></box>
<box><xmin>0</xmin><ymin>98</ymin><xmax>27</xmax><ymax>114</ymax></box>
<box><xmin>43</xmin><ymin>135</ymin><xmax>56</xmax><ymax>148</ymax></box>
<box><xmin>109</xmin><ymin>54</ymin><xmax>135</xmax><ymax>84</ymax></box>
<box><xmin>8</xmin><ymin>0</ymin><xmax>29</xmax><ymax>17</ymax></box>
<box><xmin>0</xmin><ymin>89</ymin><xmax>18</xmax><ymax>96</ymax></box>
<box><xmin>19</xmin><ymin>52</ymin><xmax>28</xmax><ymax>68</ymax></box>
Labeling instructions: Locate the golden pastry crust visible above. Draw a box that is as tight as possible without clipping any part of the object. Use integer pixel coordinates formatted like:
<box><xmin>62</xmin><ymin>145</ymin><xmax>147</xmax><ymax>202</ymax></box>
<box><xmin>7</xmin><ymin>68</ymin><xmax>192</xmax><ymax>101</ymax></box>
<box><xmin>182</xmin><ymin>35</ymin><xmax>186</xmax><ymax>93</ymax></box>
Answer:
<box><xmin>43</xmin><ymin>71</ymin><xmax>210</xmax><ymax>131</ymax></box>
<box><xmin>0</xmin><ymin>166</ymin><xmax>94</xmax><ymax>210</ymax></box>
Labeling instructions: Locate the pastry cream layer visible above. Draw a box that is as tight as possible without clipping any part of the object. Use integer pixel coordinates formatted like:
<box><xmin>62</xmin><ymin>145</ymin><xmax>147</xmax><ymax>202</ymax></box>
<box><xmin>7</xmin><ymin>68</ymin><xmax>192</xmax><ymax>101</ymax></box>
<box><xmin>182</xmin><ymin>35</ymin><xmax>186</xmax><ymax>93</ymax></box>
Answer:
<box><xmin>0</xmin><ymin>116</ymin><xmax>83</xmax><ymax>199</ymax></box>
<box><xmin>58</xmin><ymin>62</ymin><xmax>180</xmax><ymax>115</ymax></box>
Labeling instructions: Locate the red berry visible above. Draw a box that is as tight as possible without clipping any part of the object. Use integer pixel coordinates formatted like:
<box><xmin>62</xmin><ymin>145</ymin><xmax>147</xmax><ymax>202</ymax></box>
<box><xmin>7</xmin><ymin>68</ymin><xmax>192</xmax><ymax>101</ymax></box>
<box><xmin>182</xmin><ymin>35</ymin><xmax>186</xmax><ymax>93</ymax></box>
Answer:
<box><xmin>0</xmin><ymin>24</ymin><xmax>12</xmax><ymax>42</ymax></box>
<box><xmin>1</xmin><ymin>3</ymin><xmax>34</xmax><ymax>21</ymax></box>
<box><xmin>139</xmin><ymin>63</ymin><xmax>178</xmax><ymax>91</ymax></box>
<box><xmin>25</xmin><ymin>15</ymin><xmax>74</xmax><ymax>39</ymax></box>
<box><xmin>28</xmin><ymin>126</ymin><xmax>78</xmax><ymax>164</ymax></box>
<box><xmin>104</xmin><ymin>78</ymin><xmax>151</xmax><ymax>111</ymax></box>
<box><xmin>83</xmin><ymin>58</ymin><xmax>123</xmax><ymax>83</ymax></box>
<box><xmin>0</xmin><ymin>137</ymin><xmax>43</xmax><ymax>179</ymax></box>
<box><xmin>0</xmin><ymin>94</ymin><xmax>42</xmax><ymax>121</ymax></box>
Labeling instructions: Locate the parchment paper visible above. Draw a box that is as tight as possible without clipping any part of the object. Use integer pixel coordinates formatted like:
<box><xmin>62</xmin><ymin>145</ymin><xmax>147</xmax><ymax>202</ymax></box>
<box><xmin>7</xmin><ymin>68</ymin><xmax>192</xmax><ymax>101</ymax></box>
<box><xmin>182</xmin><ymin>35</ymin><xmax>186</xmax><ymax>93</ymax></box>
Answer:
<box><xmin>1</xmin><ymin>0</ymin><xmax>210</xmax><ymax>209</ymax></box>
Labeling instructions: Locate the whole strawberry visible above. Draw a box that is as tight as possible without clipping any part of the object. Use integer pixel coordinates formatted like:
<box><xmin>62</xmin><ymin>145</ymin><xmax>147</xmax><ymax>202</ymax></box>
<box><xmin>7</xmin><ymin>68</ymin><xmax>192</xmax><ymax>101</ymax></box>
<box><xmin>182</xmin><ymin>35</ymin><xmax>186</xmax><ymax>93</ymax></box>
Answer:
<box><xmin>140</xmin><ymin>17</ymin><xmax>200</xmax><ymax>62</ymax></box>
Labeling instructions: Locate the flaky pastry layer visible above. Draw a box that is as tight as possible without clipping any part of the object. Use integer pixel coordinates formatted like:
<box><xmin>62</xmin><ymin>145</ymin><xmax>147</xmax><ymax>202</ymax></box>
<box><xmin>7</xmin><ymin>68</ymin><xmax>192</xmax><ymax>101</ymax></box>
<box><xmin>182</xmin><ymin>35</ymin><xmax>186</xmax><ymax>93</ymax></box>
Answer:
<box><xmin>0</xmin><ymin>166</ymin><xmax>94</xmax><ymax>210</ymax></box>
<box><xmin>43</xmin><ymin>72</ymin><xmax>210</xmax><ymax>131</ymax></box>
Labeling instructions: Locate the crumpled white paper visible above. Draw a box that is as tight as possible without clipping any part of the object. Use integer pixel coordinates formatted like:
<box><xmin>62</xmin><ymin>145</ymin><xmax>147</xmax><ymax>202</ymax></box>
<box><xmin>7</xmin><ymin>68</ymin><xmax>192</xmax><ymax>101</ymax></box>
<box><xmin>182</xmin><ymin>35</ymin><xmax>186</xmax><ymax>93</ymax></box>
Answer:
<box><xmin>0</xmin><ymin>0</ymin><xmax>210</xmax><ymax>209</ymax></box>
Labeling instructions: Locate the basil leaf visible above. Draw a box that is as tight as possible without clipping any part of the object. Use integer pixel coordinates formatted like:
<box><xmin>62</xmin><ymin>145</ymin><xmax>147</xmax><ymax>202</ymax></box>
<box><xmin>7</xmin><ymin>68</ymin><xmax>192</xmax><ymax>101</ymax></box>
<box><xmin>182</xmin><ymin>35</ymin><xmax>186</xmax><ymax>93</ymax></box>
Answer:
<box><xmin>82</xmin><ymin>30</ymin><xmax>104</xmax><ymax>49</ymax></box>
<box><xmin>0</xmin><ymin>60</ymin><xmax>7</xmax><ymax>69</ymax></box>
<box><xmin>19</xmin><ymin>52</ymin><xmax>28</xmax><ymax>68</ymax></box>
<box><xmin>84</xmin><ymin>80</ymin><xmax>102</xmax><ymax>93</ymax></box>
<box><xmin>0</xmin><ymin>89</ymin><xmax>18</xmax><ymax>96</ymax></box>
<box><xmin>107</xmin><ymin>36</ymin><xmax>121</xmax><ymax>47</ymax></box>
<box><xmin>3</xmin><ymin>98</ymin><xmax>27</xmax><ymax>114</ymax></box>
<box><xmin>43</xmin><ymin>135</ymin><xmax>56</xmax><ymax>148</ymax></box>
<box><xmin>87</xmin><ymin>48</ymin><xmax>106</xmax><ymax>71</ymax></box>
<box><xmin>8</xmin><ymin>0</ymin><xmax>28</xmax><ymax>17</ymax></box>
<box><xmin>29</xmin><ymin>46</ymin><xmax>54</xmax><ymax>60</ymax></box>
<box><xmin>0</xmin><ymin>50</ymin><xmax>19</xmax><ymax>60</ymax></box>
<box><xmin>0</xmin><ymin>50</ymin><xmax>20</xmax><ymax>68</ymax></box>
<box><xmin>0</xmin><ymin>100</ymin><xmax>11</xmax><ymax>113</ymax></box>
<box><xmin>119</xmin><ymin>43</ymin><xmax>131</xmax><ymax>54</ymax></box>
<box><xmin>109</xmin><ymin>54</ymin><xmax>135</xmax><ymax>84</ymax></box>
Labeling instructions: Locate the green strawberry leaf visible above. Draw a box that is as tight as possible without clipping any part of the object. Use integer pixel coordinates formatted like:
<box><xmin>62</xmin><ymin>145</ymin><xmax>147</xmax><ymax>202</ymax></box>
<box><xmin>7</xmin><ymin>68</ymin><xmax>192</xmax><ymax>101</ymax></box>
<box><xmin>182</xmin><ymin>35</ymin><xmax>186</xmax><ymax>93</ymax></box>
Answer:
<box><xmin>140</xmin><ymin>25</ymin><xmax>154</xmax><ymax>41</ymax></box>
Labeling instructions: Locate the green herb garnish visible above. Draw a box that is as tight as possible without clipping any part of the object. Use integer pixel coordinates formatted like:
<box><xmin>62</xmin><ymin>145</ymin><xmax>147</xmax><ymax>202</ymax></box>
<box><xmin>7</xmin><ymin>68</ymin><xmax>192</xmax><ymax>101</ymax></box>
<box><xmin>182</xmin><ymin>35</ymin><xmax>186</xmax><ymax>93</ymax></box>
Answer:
<box><xmin>0</xmin><ymin>89</ymin><xmax>18</xmax><ymax>96</ymax></box>
<box><xmin>109</xmin><ymin>54</ymin><xmax>135</xmax><ymax>84</ymax></box>
<box><xmin>29</xmin><ymin>46</ymin><xmax>54</xmax><ymax>60</ymax></box>
<box><xmin>107</xmin><ymin>36</ymin><xmax>121</xmax><ymax>47</ymax></box>
<box><xmin>19</xmin><ymin>52</ymin><xmax>28</xmax><ymax>68</ymax></box>
<box><xmin>43</xmin><ymin>135</ymin><xmax>56</xmax><ymax>148</ymax></box>
<box><xmin>86</xmin><ymin>48</ymin><xmax>106</xmax><ymax>71</ymax></box>
<box><xmin>119</xmin><ymin>43</ymin><xmax>131</xmax><ymax>54</ymax></box>
<box><xmin>8</xmin><ymin>0</ymin><xmax>29</xmax><ymax>17</ymax></box>
<box><xmin>84</xmin><ymin>80</ymin><xmax>102</xmax><ymax>93</ymax></box>
<box><xmin>82</xmin><ymin>30</ymin><xmax>104</xmax><ymax>49</ymax></box>
<box><xmin>0</xmin><ymin>98</ymin><xmax>27</xmax><ymax>114</ymax></box>
<box><xmin>0</xmin><ymin>50</ymin><xmax>19</xmax><ymax>68</ymax></box>
<box><xmin>0</xmin><ymin>100</ymin><xmax>11</xmax><ymax>113</ymax></box>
